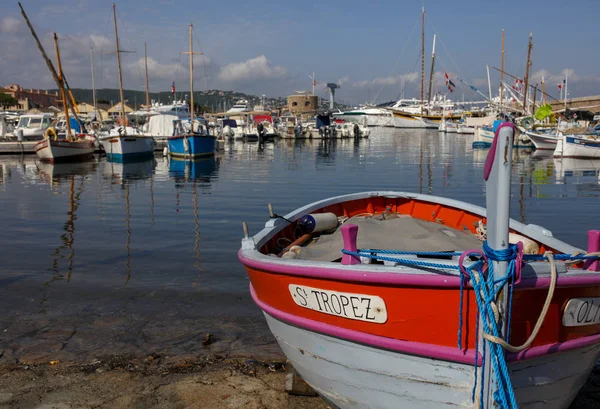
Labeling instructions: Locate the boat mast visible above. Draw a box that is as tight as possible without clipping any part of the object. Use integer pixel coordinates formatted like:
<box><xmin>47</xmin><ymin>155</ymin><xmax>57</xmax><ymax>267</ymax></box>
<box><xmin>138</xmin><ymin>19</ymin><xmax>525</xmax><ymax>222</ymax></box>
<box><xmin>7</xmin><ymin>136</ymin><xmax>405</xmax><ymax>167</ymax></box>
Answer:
<box><xmin>564</xmin><ymin>70</ymin><xmax>568</xmax><ymax>112</ymax></box>
<box><xmin>189</xmin><ymin>24</ymin><xmax>194</xmax><ymax>132</ymax></box>
<box><xmin>19</xmin><ymin>2</ymin><xmax>82</xmax><ymax>125</ymax></box>
<box><xmin>420</xmin><ymin>6</ymin><xmax>425</xmax><ymax>115</ymax></box>
<box><xmin>144</xmin><ymin>42</ymin><xmax>150</xmax><ymax>108</ymax></box>
<box><xmin>53</xmin><ymin>33</ymin><xmax>73</xmax><ymax>141</ymax></box>
<box><xmin>500</xmin><ymin>30</ymin><xmax>504</xmax><ymax>112</ymax></box>
<box><xmin>486</xmin><ymin>65</ymin><xmax>492</xmax><ymax>101</ymax></box>
<box><xmin>522</xmin><ymin>33</ymin><xmax>533</xmax><ymax>114</ymax></box>
<box><xmin>112</xmin><ymin>3</ymin><xmax>127</xmax><ymax>134</ymax></box>
<box><xmin>541</xmin><ymin>76</ymin><xmax>546</xmax><ymax>105</ymax></box>
<box><xmin>426</xmin><ymin>34</ymin><xmax>436</xmax><ymax>109</ymax></box>
<box><xmin>91</xmin><ymin>47</ymin><xmax>98</xmax><ymax>123</ymax></box>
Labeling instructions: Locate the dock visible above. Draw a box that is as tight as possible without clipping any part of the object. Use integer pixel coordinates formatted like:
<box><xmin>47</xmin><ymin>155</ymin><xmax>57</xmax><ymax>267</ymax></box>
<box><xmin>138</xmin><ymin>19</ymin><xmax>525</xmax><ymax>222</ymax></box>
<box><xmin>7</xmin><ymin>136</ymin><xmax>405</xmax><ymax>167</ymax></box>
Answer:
<box><xmin>0</xmin><ymin>141</ymin><xmax>37</xmax><ymax>155</ymax></box>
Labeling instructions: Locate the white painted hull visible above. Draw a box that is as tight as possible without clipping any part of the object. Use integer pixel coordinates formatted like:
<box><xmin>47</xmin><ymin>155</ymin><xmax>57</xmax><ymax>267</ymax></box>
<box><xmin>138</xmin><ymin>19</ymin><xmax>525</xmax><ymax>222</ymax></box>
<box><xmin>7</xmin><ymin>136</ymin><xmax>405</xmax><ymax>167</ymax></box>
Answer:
<box><xmin>553</xmin><ymin>134</ymin><xmax>600</xmax><ymax>158</ymax></box>
<box><xmin>526</xmin><ymin>131</ymin><xmax>558</xmax><ymax>150</ymax></box>
<box><xmin>439</xmin><ymin>121</ymin><xmax>458</xmax><ymax>133</ymax></box>
<box><xmin>34</xmin><ymin>139</ymin><xmax>94</xmax><ymax>162</ymax></box>
<box><xmin>392</xmin><ymin>114</ymin><xmax>430</xmax><ymax>129</ymax></box>
<box><xmin>265</xmin><ymin>313</ymin><xmax>600</xmax><ymax>409</ymax></box>
<box><xmin>457</xmin><ymin>124</ymin><xmax>475</xmax><ymax>134</ymax></box>
<box><xmin>99</xmin><ymin>135</ymin><xmax>154</xmax><ymax>160</ymax></box>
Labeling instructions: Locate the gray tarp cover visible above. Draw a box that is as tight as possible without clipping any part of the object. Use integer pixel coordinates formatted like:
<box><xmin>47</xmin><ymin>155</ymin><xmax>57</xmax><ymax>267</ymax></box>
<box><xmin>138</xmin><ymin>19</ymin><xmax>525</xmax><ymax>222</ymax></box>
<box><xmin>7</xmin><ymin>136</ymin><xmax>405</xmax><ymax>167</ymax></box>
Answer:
<box><xmin>298</xmin><ymin>215</ymin><xmax>483</xmax><ymax>262</ymax></box>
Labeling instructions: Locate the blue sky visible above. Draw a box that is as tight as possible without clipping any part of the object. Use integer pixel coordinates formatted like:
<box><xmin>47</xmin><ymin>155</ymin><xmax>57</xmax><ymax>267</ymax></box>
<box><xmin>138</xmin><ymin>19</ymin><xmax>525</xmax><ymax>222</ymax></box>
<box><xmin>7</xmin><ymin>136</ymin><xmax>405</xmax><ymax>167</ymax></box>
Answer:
<box><xmin>1</xmin><ymin>0</ymin><xmax>599</xmax><ymax>104</ymax></box>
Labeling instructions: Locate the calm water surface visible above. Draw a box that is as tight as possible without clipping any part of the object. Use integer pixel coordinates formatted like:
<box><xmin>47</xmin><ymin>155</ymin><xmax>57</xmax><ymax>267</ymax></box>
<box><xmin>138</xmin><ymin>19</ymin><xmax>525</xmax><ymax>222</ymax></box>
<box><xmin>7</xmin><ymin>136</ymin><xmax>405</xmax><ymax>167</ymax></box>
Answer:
<box><xmin>1</xmin><ymin>129</ymin><xmax>599</xmax><ymax>363</ymax></box>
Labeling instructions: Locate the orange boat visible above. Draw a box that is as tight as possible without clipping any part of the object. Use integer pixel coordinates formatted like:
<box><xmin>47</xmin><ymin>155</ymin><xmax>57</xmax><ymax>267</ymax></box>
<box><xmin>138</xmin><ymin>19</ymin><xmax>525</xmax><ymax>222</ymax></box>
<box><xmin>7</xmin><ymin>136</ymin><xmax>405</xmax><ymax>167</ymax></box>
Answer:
<box><xmin>239</xmin><ymin>123</ymin><xmax>600</xmax><ymax>409</ymax></box>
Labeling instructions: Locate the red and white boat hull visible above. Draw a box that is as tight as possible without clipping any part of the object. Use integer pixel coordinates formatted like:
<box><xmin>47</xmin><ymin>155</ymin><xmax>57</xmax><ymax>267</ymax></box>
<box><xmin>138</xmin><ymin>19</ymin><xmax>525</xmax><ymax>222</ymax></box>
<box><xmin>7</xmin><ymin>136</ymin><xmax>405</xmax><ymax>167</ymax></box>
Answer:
<box><xmin>240</xmin><ymin>189</ymin><xmax>600</xmax><ymax>409</ymax></box>
<box><xmin>34</xmin><ymin>138</ymin><xmax>94</xmax><ymax>162</ymax></box>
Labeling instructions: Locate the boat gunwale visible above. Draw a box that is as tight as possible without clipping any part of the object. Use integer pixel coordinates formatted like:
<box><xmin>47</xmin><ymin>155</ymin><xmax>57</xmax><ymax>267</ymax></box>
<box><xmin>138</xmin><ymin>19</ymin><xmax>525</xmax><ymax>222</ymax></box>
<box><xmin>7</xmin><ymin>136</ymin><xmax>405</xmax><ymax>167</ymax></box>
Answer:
<box><xmin>239</xmin><ymin>191</ymin><xmax>594</xmax><ymax>289</ymax></box>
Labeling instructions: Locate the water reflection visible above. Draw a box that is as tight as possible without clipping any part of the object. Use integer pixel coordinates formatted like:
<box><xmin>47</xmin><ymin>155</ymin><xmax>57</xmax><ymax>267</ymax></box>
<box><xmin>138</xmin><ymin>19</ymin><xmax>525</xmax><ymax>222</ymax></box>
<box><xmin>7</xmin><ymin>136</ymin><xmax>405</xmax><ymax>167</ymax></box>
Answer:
<box><xmin>554</xmin><ymin>158</ymin><xmax>600</xmax><ymax>185</ymax></box>
<box><xmin>168</xmin><ymin>156</ymin><xmax>218</xmax><ymax>185</ymax></box>
<box><xmin>103</xmin><ymin>157</ymin><xmax>154</xmax><ymax>183</ymax></box>
<box><xmin>36</xmin><ymin>161</ymin><xmax>98</xmax><ymax>185</ymax></box>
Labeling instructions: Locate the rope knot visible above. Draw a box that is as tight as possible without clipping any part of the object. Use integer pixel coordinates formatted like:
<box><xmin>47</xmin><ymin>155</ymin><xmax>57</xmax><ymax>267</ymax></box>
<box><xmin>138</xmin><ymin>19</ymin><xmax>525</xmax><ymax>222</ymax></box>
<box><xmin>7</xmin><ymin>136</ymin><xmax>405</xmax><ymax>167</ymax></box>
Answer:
<box><xmin>482</xmin><ymin>241</ymin><xmax>518</xmax><ymax>262</ymax></box>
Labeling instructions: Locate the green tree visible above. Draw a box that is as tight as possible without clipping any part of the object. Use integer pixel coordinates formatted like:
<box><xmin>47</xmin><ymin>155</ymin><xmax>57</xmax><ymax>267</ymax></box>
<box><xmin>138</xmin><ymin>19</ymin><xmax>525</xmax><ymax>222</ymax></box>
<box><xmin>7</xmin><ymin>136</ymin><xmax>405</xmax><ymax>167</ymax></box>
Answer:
<box><xmin>0</xmin><ymin>93</ymin><xmax>18</xmax><ymax>109</ymax></box>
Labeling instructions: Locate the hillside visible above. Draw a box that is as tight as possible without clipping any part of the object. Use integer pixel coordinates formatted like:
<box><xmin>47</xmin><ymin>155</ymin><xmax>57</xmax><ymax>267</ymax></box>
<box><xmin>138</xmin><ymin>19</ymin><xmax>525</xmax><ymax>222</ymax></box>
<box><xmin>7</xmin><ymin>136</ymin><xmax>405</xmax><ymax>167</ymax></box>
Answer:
<box><xmin>51</xmin><ymin>88</ymin><xmax>288</xmax><ymax>111</ymax></box>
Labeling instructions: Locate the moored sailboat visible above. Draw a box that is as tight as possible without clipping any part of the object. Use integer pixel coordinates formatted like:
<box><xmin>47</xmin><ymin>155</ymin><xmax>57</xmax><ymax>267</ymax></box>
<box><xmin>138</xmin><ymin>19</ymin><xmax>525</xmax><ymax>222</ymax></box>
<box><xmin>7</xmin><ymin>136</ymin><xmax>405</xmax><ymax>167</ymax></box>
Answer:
<box><xmin>239</xmin><ymin>123</ymin><xmax>600</xmax><ymax>409</ymax></box>
<box><xmin>168</xmin><ymin>24</ymin><xmax>216</xmax><ymax>159</ymax></box>
<box><xmin>99</xmin><ymin>4</ymin><xmax>154</xmax><ymax>162</ymax></box>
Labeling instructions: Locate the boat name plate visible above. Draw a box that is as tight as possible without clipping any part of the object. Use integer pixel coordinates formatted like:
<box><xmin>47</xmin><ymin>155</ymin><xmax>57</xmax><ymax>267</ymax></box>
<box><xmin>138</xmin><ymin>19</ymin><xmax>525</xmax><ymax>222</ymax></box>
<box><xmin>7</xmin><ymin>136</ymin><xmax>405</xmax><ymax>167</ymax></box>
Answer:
<box><xmin>563</xmin><ymin>298</ymin><xmax>600</xmax><ymax>327</ymax></box>
<box><xmin>288</xmin><ymin>284</ymin><xmax>387</xmax><ymax>323</ymax></box>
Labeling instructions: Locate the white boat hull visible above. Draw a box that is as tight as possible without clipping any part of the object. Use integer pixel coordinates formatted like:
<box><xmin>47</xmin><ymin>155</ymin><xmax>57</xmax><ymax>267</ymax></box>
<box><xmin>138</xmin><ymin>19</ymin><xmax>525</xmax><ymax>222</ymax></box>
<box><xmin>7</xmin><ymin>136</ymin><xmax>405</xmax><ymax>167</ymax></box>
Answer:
<box><xmin>265</xmin><ymin>312</ymin><xmax>600</xmax><ymax>409</ymax></box>
<box><xmin>457</xmin><ymin>124</ymin><xmax>475</xmax><ymax>134</ymax></box>
<box><xmin>526</xmin><ymin>131</ymin><xmax>558</xmax><ymax>150</ymax></box>
<box><xmin>553</xmin><ymin>134</ymin><xmax>600</xmax><ymax>158</ymax></box>
<box><xmin>99</xmin><ymin>135</ymin><xmax>154</xmax><ymax>161</ymax></box>
<box><xmin>34</xmin><ymin>138</ymin><xmax>94</xmax><ymax>162</ymax></box>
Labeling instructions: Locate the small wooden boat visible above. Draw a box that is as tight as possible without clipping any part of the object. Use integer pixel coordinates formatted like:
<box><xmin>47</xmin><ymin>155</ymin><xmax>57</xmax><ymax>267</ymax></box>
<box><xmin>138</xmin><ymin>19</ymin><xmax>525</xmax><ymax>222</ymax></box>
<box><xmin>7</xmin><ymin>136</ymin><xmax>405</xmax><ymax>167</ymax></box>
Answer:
<box><xmin>554</xmin><ymin>133</ymin><xmax>600</xmax><ymax>159</ymax></box>
<box><xmin>35</xmin><ymin>136</ymin><xmax>94</xmax><ymax>162</ymax></box>
<box><xmin>240</xmin><ymin>123</ymin><xmax>600</xmax><ymax>409</ymax></box>
<box><xmin>99</xmin><ymin>4</ymin><xmax>155</xmax><ymax>163</ymax></box>
<box><xmin>525</xmin><ymin>130</ymin><xmax>558</xmax><ymax>150</ymax></box>
<box><xmin>167</xmin><ymin>24</ymin><xmax>216</xmax><ymax>159</ymax></box>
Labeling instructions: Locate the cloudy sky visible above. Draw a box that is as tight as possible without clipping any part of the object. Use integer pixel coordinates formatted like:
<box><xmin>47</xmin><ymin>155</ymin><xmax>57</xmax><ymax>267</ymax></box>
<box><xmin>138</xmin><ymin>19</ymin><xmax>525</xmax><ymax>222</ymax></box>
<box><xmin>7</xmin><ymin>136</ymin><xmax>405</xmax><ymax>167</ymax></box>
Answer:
<box><xmin>1</xmin><ymin>0</ymin><xmax>599</xmax><ymax>104</ymax></box>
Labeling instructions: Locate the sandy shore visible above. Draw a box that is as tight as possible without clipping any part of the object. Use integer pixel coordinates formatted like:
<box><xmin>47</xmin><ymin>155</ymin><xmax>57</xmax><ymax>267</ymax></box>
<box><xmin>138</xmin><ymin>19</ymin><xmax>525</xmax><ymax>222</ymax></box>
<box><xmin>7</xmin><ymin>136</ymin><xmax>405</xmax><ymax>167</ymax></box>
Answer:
<box><xmin>0</xmin><ymin>353</ymin><xmax>329</xmax><ymax>409</ymax></box>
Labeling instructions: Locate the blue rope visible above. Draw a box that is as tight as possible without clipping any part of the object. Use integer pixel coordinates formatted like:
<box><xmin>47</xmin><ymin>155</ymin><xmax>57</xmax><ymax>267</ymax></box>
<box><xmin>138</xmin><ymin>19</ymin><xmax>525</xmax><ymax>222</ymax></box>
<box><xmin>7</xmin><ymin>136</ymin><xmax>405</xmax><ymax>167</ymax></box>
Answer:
<box><xmin>467</xmin><ymin>242</ymin><xmax>519</xmax><ymax>409</ymax></box>
<box><xmin>341</xmin><ymin>250</ymin><xmax>462</xmax><ymax>271</ymax></box>
<box><xmin>340</xmin><ymin>244</ymin><xmax>599</xmax><ymax>409</ymax></box>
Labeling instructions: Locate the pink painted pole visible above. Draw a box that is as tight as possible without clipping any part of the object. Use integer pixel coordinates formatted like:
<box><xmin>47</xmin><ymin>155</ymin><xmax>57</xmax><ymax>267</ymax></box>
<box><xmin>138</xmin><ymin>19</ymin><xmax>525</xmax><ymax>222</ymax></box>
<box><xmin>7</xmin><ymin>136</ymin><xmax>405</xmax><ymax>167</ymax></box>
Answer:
<box><xmin>584</xmin><ymin>230</ymin><xmax>600</xmax><ymax>272</ymax></box>
<box><xmin>341</xmin><ymin>224</ymin><xmax>361</xmax><ymax>265</ymax></box>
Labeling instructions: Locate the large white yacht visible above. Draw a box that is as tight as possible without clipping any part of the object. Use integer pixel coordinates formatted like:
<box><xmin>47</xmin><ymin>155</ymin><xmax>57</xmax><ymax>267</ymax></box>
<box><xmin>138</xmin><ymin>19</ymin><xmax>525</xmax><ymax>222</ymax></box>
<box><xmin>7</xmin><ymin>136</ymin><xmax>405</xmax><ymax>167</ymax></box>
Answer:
<box><xmin>227</xmin><ymin>99</ymin><xmax>252</xmax><ymax>113</ymax></box>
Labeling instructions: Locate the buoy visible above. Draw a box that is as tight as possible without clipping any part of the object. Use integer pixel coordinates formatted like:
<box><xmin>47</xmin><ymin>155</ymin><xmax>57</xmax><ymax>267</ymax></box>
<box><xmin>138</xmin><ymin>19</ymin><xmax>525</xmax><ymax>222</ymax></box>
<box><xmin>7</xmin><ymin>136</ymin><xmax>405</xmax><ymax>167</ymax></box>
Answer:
<box><xmin>297</xmin><ymin>212</ymin><xmax>339</xmax><ymax>234</ymax></box>
<box><xmin>509</xmin><ymin>233</ymin><xmax>540</xmax><ymax>254</ymax></box>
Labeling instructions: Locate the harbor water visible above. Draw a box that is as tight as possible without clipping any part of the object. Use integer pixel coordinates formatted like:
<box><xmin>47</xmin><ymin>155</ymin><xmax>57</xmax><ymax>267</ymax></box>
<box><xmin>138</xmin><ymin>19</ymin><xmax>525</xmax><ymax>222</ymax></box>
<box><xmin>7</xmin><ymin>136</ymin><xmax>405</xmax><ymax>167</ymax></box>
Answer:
<box><xmin>1</xmin><ymin>129</ymin><xmax>600</xmax><ymax>367</ymax></box>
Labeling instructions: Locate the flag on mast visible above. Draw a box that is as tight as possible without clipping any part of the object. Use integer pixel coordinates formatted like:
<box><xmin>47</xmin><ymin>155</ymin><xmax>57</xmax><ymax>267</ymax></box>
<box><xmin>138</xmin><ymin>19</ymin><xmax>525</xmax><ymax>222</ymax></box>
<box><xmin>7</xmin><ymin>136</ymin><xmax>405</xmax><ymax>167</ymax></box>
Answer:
<box><xmin>444</xmin><ymin>73</ymin><xmax>455</xmax><ymax>93</ymax></box>
<box><xmin>171</xmin><ymin>81</ymin><xmax>176</xmax><ymax>95</ymax></box>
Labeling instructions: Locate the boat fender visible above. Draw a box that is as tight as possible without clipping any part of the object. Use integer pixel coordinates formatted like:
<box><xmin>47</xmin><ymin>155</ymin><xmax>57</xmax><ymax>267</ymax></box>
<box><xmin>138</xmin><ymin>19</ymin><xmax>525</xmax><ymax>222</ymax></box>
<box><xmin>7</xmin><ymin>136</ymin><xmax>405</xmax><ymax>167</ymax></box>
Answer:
<box><xmin>45</xmin><ymin>127</ymin><xmax>58</xmax><ymax>140</ymax></box>
<box><xmin>298</xmin><ymin>213</ymin><xmax>339</xmax><ymax>234</ymax></box>
<box><xmin>281</xmin><ymin>251</ymin><xmax>298</xmax><ymax>259</ymax></box>
<box><xmin>509</xmin><ymin>233</ymin><xmax>540</xmax><ymax>254</ymax></box>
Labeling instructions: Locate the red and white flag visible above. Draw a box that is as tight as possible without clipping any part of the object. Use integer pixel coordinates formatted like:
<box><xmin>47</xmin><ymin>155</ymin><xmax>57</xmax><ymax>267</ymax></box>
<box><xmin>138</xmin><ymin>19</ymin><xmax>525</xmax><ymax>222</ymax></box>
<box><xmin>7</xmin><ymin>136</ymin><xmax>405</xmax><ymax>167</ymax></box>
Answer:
<box><xmin>171</xmin><ymin>81</ymin><xmax>176</xmax><ymax>94</ymax></box>
<box><xmin>444</xmin><ymin>73</ymin><xmax>455</xmax><ymax>93</ymax></box>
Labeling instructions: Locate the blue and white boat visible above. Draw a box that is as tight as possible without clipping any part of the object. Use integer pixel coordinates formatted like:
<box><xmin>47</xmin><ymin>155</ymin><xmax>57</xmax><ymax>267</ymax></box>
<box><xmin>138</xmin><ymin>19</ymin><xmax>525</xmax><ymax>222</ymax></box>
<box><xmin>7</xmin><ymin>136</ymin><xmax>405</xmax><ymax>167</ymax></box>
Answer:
<box><xmin>168</xmin><ymin>24</ymin><xmax>216</xmax><ymax>159</ymax></box>
<box><xmin>473</xmin><ymin>122</ymin><xmax>533</xmax><ymax>149</ymax></box>
<box><xmin>168</xmin><ymin>118</ymin><xmax>216</xmax><ymax>159</ymax></box>
<box><xmin>100</xmin><ymin>4</ymin><xmax>155</xmax><ymax>163</ymax></box>
<box><xmin>554</xmin><ymin>132</ymin><xmax>600</xmax><ymax>158</ymax></box>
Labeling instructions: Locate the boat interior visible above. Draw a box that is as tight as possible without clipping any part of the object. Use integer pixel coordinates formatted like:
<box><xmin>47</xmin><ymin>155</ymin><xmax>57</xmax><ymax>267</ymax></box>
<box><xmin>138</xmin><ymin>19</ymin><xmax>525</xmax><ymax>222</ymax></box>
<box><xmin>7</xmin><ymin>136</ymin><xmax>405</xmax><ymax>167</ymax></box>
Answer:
<box><xmin>260</xmin><ymin>194</ymin><xmax>565</xmax><ymax>265</ymax></box>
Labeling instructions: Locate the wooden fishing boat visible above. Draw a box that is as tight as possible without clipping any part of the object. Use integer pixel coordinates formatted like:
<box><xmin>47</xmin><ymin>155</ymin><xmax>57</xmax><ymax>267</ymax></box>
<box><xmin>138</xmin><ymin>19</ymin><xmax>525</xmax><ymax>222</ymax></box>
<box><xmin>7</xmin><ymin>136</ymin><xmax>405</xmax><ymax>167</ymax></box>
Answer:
<box><xmin>35</xmin><ymin>136</ymin><xmax>94</xmax><ymax>162</ymax></box>
<box><xmin>524</xmin><ymin>130</ymin><xmax>558</xmax><ymax>150</ymax></box>
<box><xmin>168</xmin><ymin>24</ymin><xmax>216</xmax><ymax>159</ymax></box>
<box><xmin>100</xmin><ymin>4</ymin><xmax>155</xmax><ymax>163</ymax></box>
<box><xmin>239</xmin><ymin>123</ymin><xmax>600</xmax><ymax>409</ymax></box>
<box><xmin>554</xmin><ymin>133</ymin><xmax>600</xmax><ymax>159</ymax></box>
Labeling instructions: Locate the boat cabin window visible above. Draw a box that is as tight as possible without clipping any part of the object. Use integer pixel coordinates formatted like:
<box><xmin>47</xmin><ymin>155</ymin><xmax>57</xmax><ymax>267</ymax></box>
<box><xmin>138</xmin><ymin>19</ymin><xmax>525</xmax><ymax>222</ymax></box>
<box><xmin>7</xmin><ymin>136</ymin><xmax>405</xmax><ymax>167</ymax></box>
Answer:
<box><xmin>16</xmin><ymin>117</ymin><xmax>30</xmax><ymax>128</ymax></box>
<box><xmin>27</xmin><ymin>118</ymin><xmax>42</xmax><ymax>128</ymax></box>
<box><xmin>41</xmin><ymin>117</ymin><xmax>51</xmax><ymax>128</ymax></box>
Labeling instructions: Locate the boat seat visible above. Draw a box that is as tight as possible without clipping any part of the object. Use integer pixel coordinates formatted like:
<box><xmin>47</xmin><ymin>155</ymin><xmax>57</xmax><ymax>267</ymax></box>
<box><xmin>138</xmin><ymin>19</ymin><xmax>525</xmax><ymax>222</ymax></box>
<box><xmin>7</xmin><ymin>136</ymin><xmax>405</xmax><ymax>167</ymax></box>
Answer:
<box><xmin>297</xmin><ymin>215</ymin><xmax>482</xmax><ymax>262</ymax></box>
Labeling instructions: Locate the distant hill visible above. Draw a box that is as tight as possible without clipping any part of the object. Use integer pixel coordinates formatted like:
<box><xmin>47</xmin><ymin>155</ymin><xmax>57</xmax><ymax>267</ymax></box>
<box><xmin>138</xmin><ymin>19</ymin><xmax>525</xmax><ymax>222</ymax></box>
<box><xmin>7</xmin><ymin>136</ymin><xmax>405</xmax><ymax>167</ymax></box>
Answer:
<box><xmin>49</xmin><ymin>88</ymin><xmax>288</xmax><ymax>112</ymax></box>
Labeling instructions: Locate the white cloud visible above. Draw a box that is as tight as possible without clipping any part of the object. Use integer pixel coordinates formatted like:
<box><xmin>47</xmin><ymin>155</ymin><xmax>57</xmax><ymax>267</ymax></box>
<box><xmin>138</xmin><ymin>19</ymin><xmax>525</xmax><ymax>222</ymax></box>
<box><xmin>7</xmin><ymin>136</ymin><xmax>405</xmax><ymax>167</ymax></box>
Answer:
<box><xmin>0</xmin><ymin>17</ymin><xmax>21</xmax><ymax>34</ymax></box>
<box><xmin>352</xmin><ymin>72</ymin><xmax>419</xmax><ymax>88</ymax></box>
<box><xmin>218</xmin><ymin>55</ymin><xmax>287</xmax><ymax>83</ymax></box>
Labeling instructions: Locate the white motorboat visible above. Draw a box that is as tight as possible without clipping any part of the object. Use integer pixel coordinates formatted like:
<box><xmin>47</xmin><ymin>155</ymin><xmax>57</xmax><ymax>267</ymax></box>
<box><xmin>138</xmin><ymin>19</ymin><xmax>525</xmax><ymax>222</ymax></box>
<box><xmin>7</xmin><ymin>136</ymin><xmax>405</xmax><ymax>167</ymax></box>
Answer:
<box><xmin>10</xmin><ymin>114</ymin><xmax>53</xmax><ymax>140</ymax></box>
<box><xmin>227</xmin><ymin>99</ymin><xmax>252</xmax><ymax>113</ymax></box>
